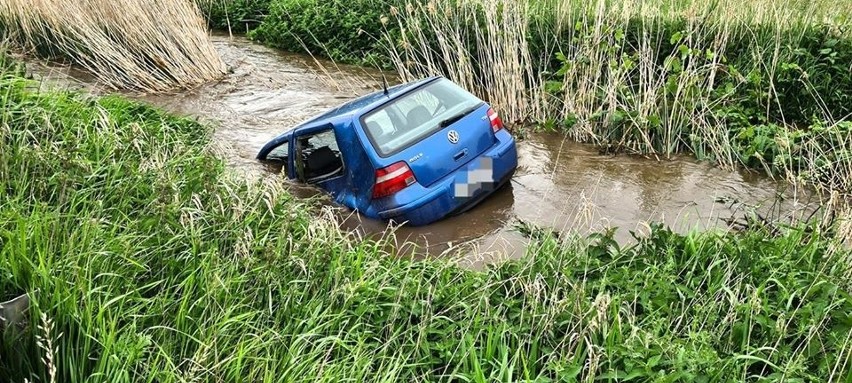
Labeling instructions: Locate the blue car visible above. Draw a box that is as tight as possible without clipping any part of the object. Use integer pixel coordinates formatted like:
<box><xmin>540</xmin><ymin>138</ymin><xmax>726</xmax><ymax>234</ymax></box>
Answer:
<box><xmin>257</xmin><ymin>76</ymin><xmax>518</xmax><ymax>226</ymax></box>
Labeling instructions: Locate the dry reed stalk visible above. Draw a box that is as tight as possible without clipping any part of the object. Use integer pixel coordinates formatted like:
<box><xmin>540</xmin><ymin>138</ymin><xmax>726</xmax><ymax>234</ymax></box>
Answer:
<box><xmin>384</xmin><ymin>0</ymin><xmax>547</xmax><ymax>124</ymax></box>
<box><xmin>0</xmin><ymin>0</ymin><xmax>226</xmax><ymax>91</ymax></box>
<box><xmin>837</xmin><ymin>207</ymin><xmax>852</xmax><ymax>251</ymax></box>
<box><xmin>783</xmin><ymin>123</ymin><xmax>852</xmax><ymax>244</ymax></box>
<box><xmin>778</xmin><ymin>122</ymin><xmax>852</xmax><ymax>199</ymax></box>
<box><xmin>36</xmin><ymin>313</ymin><xmax>59</xmax><ymax>383</ymax></box>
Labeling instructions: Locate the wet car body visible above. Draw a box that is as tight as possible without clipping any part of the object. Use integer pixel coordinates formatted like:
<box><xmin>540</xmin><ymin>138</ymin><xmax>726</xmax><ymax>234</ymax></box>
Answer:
<box><xmin>257</xmin><ymin>76</ymin><xmax>518</xmax><ymax>226</ymax></box>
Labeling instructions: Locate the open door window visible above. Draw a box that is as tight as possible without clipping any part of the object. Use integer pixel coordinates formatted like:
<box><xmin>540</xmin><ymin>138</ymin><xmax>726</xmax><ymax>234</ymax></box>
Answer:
<box><xmin>294</xmin><ymin>128</ymin><xmax>345</xmax><ymax>184</ymax></box>
<box><xmin>257</xmin><ymin>133</ymin><xmax>292</xmax><ymax>162</ymax></box>
<box><xmin>265</xmin><ymin>140</ymin><xmax>289</xmax><ymax>162</ymax></box>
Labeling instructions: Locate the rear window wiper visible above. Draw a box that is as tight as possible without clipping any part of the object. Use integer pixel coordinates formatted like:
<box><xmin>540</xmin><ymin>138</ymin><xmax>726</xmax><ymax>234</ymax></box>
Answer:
<box><xmin>438</xmin><ymin>104</ymin><xmax>481</xmax><ymax>128</ymax></box>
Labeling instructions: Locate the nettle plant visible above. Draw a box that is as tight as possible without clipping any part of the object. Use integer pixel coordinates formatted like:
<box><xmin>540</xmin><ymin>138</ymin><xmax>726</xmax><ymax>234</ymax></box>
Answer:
<box><xmin>549</xmin><ymin>24</ymin><xmax>734</xmax><ymax>156</ymax></box>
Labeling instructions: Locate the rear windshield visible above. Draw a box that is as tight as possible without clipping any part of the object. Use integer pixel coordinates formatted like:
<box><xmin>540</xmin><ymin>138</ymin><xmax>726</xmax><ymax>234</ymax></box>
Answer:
<box><xmin>361</xmin><ymin>78</ymin><xmax>482</xmax><ymax>156</ymax></box>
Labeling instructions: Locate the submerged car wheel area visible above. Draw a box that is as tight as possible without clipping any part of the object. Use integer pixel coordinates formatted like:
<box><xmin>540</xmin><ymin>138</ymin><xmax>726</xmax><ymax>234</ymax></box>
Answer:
<box><xmin>257</xmin><ymin>76</ymin><xmax>518</xmax><ymax>226</ymax></box>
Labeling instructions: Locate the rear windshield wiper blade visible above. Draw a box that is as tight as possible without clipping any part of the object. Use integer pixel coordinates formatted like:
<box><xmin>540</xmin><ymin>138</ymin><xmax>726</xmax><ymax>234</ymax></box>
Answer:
<box><xmin>439</xmin><ymin>104</ymin><xmax>481</xmax><ymax>128</ymax></box>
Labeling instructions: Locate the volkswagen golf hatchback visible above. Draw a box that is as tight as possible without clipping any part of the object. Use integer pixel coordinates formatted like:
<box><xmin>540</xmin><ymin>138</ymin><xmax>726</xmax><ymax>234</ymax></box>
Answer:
<box><xmin>257</xmin><ymin>76</ymin><xmax>517</xmax><ymax>226</ymax></box>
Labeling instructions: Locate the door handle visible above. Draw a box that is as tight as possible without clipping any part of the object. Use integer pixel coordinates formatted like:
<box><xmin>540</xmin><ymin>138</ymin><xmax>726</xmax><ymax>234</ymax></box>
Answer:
<box><xmin>453</xmin><ymin>148</ymin><xmax>468</xmax><ymax>161</ymax></box>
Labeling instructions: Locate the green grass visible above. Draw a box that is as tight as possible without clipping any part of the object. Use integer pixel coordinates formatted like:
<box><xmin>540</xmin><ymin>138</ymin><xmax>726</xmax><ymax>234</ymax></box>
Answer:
<box><xmin>2</xmin><ymin>57</ymin><xmax>852</xmax><ymax>382</ymax></box>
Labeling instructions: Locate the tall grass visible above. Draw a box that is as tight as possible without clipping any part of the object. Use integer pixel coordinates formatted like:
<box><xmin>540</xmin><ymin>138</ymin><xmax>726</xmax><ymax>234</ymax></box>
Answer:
<box><xmin>1</xmin><ymin>53</ymin><xmax>852</xmax><ymax>382</ymax></box>
<box><xmin>0</xmin><ymin>0</ymin><xmax>226</xmax><ymax>91</ymax></box>
<box><xmin>384</xmin><ymin>0</ymin><xmax>547</xmax><ymax>123</ymax></box>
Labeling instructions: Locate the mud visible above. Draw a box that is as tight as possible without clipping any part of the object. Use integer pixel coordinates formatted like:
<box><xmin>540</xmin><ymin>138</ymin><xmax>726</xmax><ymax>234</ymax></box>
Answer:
<box><xmin>25</xmin><ymin>33</ymin><xmax>818</xmax><ymax>266</ymax></box>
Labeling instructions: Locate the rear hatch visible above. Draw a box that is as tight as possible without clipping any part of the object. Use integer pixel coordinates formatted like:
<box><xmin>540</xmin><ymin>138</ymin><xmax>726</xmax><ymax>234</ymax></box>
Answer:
<box><xmin>405</xmin><ymin>105</ymin><xmax>495</xmax><ymax>187</ymax></box>
<box><xmin>360</xmin><ymin>78</ymin><xmax>497</xmax><ymax>187</ymax></box>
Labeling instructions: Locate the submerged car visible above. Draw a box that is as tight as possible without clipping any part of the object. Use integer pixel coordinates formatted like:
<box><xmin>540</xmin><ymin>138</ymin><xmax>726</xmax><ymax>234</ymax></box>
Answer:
<box><xmin>257</xmin><ymin>76</ymin><xmax>518</xmax><ymax>226</ymax></box>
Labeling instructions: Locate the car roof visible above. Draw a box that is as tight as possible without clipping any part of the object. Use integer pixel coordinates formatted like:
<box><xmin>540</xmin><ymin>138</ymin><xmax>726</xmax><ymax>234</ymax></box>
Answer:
<box><xmin>296</xmin><ymin>75</ymin><xmax>441</xmax><ymax>128</ymax></box>
<box><xmin>263</xmin><ymin>75</ymin><xmax>444</xmax><ymax>148</ymax></box>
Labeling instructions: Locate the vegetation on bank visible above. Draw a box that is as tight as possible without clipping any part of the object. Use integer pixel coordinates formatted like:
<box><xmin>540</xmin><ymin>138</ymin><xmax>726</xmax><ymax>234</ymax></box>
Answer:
<box><xmin>198</xmin><ymin>0</ymin><xmax>392</xmax><ymax>66</ymax></box>
<box><xmin>0</xmin><ymin>0</ymin><xmax>225</xmax><ymax>91</ymax></box>
<box><xmin>2</xmin><ymin>52</ymin><xmax>852</xmax><ymax>382</ymax></box>
<box><xmin>199</xmin><ymin>0</ymin><xmax>852</xmax><ymax>198</ymax></box>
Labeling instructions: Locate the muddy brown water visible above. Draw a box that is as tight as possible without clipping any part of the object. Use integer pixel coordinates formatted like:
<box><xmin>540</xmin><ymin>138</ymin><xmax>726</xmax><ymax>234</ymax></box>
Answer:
<box><xmin>26</xmin><ymin>34</ymin><xmax>818</xmax><ymax>266</ymax></box>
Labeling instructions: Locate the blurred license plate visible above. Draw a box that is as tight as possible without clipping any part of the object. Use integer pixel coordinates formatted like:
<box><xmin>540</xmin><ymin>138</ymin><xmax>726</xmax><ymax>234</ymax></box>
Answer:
<box><xmin>453</xmin><ymin>157</ymin><xmax>494</xmax><ymax>198</ymax></box>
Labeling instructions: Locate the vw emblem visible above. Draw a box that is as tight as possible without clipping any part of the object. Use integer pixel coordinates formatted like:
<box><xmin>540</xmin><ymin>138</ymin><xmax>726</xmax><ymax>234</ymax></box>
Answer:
<box><xmin>447</xmin><ymin>130</ymin><xmax>460</xmax><ymax>144</ymax></box>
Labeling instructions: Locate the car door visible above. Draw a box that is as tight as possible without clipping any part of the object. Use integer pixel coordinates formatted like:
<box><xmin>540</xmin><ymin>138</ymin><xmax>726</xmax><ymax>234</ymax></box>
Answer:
<box><xmin>292</xmin><ymin>123</ymin><xmax>348</xmax><ymax>198</ymax></box>
<box><xmin>257</xmin><ymin>132</ymin><xmax>295</xmax><ymax>178</ymax></box>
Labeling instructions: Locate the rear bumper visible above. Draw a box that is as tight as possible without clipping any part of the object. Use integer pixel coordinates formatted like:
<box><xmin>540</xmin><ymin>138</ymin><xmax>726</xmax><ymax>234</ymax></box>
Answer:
<box><xmin>377</xmin><ymin>132</ymin><xmax>517</xmax><ymax>226</ymax></box>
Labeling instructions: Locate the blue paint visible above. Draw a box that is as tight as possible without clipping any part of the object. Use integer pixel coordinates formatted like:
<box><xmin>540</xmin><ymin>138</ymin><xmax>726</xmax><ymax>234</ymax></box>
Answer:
<box><xmin>257</xmin><ymin>76</ymin><xmax>518</xmax><ymax>226</ymax></box>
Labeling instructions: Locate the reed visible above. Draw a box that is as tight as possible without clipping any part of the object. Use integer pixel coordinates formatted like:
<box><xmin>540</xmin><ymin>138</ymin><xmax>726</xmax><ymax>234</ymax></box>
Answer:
<box><xmin>383</xmin><ymin>0</ymin><xmax>548</xmax><ymax>124</ymax></box>
<box><xmin>0</xmin><ymin>0</ymin><xmax>226</xmax><ymax>91</ymax></box>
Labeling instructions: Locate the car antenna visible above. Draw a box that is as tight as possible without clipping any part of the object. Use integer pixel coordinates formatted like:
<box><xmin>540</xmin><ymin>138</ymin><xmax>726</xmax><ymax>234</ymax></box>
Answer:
<box><xmin>381</xmin><ymin>73</ymin><xmax>389</xmax><ymax>96</ymax></box>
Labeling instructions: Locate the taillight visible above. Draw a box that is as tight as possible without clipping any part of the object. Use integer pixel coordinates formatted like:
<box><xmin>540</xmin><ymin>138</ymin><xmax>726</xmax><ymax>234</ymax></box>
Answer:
<box><xmin>487</xmin><ymin>107</ymin><xmax>504</xmax><ymax>133</ymax></box>
<box><xmin>372</xmin><ymin>161</ymin><xmax>416</xmax><ymax>198</ymax></box>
